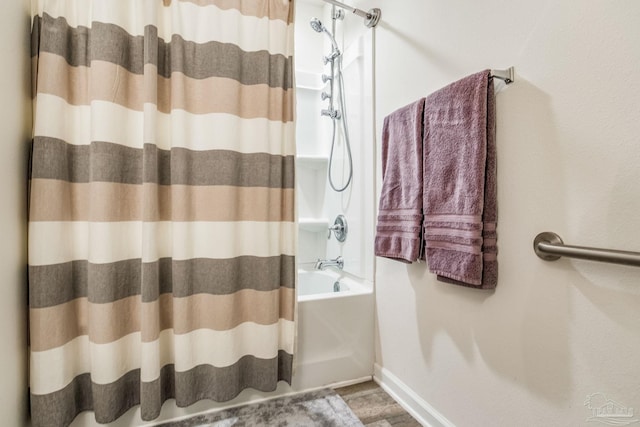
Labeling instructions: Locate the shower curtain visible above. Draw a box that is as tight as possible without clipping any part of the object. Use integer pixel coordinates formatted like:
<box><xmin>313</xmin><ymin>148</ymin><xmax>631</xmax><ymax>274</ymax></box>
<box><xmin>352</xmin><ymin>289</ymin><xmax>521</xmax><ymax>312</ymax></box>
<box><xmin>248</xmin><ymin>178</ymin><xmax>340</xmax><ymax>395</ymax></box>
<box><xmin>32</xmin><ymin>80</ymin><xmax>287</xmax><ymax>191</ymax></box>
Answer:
<box><xmin>28</xmin><ymin>0</ymin><xmax>295</xmax><ymax>425</ymax></box>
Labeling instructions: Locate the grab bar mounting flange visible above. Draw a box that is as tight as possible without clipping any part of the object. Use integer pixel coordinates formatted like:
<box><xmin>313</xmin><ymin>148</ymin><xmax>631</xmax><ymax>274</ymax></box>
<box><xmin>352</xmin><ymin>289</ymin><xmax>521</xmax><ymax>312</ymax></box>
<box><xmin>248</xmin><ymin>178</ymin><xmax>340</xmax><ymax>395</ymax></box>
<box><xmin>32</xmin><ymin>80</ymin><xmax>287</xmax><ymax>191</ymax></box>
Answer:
<box><xmin>533</xmin><ymin>232</ymin><xmax>563</xmax><ymax>261</ymax></box>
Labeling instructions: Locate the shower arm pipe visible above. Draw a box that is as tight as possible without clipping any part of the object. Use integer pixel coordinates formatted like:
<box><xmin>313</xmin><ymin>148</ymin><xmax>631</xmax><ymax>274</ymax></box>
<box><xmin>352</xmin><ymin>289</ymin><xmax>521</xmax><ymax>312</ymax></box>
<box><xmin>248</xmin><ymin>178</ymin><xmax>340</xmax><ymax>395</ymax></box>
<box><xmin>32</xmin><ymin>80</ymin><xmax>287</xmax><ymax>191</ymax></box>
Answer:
<box><xmin>321</xmin><ymin>0</ymin><xmax>381</xmax><ymax>27</ymax></box>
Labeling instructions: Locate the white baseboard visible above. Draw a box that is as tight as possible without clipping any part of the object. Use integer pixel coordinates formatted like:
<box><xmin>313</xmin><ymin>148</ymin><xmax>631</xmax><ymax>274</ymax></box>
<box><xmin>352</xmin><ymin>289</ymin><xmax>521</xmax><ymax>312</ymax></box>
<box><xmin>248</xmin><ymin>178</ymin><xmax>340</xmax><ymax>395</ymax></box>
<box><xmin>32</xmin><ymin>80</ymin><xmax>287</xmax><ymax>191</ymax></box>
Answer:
<box><xmin>373</xmin><ymin>364</ymin><xmax>455</xmax><ymax>427</ymax></box>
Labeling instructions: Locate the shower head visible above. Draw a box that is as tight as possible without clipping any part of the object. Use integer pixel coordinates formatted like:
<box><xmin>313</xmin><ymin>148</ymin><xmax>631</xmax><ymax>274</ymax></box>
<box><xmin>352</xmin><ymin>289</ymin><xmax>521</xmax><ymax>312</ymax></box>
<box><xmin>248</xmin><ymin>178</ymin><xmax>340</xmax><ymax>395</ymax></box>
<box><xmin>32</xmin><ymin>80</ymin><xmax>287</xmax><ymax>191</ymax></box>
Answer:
<box><xmin>310</xmin><ymin>18</ymin><xmax>324</xmax><ymax>33</ymax></box>
<box><xmin>309</xmin><ymin>18</ymin><xmax>341</xmax><ymax>54</ymax></box>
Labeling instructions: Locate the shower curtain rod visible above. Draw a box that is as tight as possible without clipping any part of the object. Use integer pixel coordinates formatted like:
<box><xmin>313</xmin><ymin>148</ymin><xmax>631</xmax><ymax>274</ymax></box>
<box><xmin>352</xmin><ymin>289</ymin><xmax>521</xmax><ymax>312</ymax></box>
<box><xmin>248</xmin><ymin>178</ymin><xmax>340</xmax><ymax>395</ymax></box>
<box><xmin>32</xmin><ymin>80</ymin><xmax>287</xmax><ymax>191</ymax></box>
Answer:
<box><xmin>321</xmin><ymin>0</ymin><xmax>381</xmax><ymax>28</ymax></box>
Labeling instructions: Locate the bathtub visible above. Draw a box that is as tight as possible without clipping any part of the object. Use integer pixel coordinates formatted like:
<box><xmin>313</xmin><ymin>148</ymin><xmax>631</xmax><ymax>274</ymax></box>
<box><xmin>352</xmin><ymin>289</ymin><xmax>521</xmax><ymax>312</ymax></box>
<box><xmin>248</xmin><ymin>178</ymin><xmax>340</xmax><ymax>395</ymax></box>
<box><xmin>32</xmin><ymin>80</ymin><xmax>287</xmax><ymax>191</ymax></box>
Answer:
<box><xmin>293</xmin><ymin>269</ymin><xmax>374</xmax><ymax>390</ymax></box>
<box><xmin>298</xmin><ymin>269</ymin><xmax>370</xmax><ymax>300</ymax></box>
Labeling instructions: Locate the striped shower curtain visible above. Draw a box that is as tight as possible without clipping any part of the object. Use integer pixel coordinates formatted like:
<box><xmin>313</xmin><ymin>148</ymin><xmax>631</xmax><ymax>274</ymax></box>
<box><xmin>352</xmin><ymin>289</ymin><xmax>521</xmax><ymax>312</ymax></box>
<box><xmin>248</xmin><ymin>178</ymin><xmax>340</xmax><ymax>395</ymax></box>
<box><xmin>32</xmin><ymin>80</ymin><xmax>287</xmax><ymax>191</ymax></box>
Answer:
<box><xmin>28</xmin><ymin>1</ymin><xmax>295</xmax><ymax>425</ymax></box>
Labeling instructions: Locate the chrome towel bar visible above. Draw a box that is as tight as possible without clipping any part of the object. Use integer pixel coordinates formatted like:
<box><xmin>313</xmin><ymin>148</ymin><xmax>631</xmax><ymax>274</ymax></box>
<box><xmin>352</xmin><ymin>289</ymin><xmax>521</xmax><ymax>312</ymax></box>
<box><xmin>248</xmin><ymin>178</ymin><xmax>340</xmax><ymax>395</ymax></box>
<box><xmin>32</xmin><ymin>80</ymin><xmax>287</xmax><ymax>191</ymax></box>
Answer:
<box><xmin>533</xmin><ymin>232</ymin><xmax>640</xmax><ymax>267</ymax></box>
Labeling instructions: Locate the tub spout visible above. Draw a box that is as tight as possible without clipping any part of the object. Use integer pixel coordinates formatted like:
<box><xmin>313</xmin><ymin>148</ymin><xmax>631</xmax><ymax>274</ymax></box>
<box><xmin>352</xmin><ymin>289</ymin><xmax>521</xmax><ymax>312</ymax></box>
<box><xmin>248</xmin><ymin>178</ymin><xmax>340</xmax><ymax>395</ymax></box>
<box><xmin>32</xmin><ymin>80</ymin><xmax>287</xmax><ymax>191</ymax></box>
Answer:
<box><xmin>314</xmin><ymin>256</ymin><xmax>344</xmax><ymax>271</ymax></box>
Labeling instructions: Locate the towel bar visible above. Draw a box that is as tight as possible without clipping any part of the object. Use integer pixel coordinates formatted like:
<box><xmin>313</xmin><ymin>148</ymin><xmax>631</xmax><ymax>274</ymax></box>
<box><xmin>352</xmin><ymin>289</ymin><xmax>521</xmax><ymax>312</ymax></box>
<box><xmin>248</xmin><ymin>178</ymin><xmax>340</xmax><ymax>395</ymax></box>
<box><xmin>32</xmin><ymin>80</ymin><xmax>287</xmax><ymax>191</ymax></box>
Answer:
<box><xmin>533</xmin><ymin>232</ymin><xmax>640</xmax><ymax>267</ymax></box>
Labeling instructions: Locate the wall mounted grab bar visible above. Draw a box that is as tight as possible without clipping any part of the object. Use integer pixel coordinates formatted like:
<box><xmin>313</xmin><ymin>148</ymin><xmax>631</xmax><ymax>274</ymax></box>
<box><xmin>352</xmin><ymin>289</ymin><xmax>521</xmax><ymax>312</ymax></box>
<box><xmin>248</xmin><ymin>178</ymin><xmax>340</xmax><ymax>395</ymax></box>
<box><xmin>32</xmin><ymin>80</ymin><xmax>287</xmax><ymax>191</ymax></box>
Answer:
<box><xmin>533</xmin><ymin>232</ymin><xmax>640</xmax><ymax>267</ymax></box>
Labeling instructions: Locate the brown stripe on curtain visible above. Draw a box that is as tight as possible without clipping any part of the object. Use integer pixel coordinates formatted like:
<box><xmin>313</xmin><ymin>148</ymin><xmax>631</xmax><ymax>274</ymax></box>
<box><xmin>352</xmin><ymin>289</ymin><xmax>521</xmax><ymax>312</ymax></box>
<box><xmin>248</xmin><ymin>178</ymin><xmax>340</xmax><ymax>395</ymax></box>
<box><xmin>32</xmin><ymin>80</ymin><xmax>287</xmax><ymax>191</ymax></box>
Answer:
<box><xmin>30</xmin><ymin>139</ymin><xmax>295</xmax><ymax>187</ymax></box>
<box><xmin>30</xmin><ymin>352</ymin><xmax>293</xmax><ymax>426</ymax></box>
<box><xmin>33</xmin><ymin>14</ymin><xmax>294</xmax><ymax>90</ymax></box>
<box><xmin>29</xmin><ymin>256</ymin><xmax>296</xmax><ymax>308</ymax></box>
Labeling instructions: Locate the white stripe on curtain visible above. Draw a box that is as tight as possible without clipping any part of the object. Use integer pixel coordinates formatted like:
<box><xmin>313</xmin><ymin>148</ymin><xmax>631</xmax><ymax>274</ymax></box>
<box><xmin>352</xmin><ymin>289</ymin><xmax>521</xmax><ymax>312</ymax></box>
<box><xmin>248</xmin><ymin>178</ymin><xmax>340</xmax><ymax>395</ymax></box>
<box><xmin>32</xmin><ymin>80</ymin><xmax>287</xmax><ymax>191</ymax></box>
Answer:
<box><xmin>34</xmin><ymin>94</ymin><xmax>295</xmax><ymax>154</ymax></box>
<box><xmin>29</xmin><ymin>221</ymin><xmax>297</xmax><ymax>265</ymax></box>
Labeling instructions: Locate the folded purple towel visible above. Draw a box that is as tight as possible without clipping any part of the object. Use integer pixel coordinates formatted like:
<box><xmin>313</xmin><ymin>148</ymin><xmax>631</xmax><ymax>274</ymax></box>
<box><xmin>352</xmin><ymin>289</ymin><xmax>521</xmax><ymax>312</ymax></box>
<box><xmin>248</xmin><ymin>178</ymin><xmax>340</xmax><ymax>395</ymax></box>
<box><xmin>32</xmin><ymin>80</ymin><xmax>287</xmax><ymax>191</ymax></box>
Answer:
<box><xmin>422</xmin><ymin>70</ymin><xmax>498</xmax><ymax>289</ymax></box>
<box><xmin>375</xmin><ymin>98</ymin><xmax>426</xmax><ymax>263</ymax></box>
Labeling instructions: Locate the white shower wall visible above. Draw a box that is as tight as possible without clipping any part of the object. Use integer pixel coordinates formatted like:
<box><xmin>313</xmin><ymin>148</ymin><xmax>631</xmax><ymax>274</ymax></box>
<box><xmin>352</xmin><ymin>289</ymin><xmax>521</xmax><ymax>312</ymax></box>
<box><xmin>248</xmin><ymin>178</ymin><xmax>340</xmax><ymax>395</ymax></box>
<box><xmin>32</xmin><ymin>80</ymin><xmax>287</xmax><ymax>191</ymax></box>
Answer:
<box><xmin>295</xmin><ymin>0</ymin><xmax>376</xmax><ymax>283</ymax></box>
<box><xmin>323</xmin><ymin>34</ymin><xmax>376</xmax><ymax>282</ymax></box>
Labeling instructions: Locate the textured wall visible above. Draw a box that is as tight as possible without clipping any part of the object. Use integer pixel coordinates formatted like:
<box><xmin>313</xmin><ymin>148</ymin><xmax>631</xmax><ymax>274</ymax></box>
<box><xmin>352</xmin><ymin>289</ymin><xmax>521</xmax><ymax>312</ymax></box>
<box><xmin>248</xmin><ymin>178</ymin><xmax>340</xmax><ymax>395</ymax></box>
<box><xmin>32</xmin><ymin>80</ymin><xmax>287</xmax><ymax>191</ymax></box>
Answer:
<box><xmin>357</xmin><ymin>0</ymin><xmax>640</xmax><ymax>425</ymax></box>
<box><xmin>0</xmin><ymin>0</ymin><xmax>31</xmax><ymax>425</ymax></box>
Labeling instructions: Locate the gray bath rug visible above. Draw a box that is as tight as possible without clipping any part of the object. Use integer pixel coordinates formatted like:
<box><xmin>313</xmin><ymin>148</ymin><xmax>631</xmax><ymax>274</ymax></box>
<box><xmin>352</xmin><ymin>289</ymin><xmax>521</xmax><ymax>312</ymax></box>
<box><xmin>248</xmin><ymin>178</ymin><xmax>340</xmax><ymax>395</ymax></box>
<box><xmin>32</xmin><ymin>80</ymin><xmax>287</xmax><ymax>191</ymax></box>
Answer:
<box><xmin>157</xmin><ymin>388</ymin><xmax>364</xmax><ymax>427</ymax></box>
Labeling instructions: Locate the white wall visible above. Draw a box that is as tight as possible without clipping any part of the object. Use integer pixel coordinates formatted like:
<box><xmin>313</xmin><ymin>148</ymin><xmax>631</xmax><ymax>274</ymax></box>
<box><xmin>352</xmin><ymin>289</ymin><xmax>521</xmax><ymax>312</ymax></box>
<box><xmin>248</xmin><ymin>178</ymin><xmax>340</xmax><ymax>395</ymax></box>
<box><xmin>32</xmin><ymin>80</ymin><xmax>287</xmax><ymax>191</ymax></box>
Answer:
<box><xmin>0</xmin><ymin>0</ymin><xmax>32</xmax><ymax>425</ymax></box>
<box><xmin>349</xmin><ymin>0</ymin><xmax>640</xmax><ymax>425</ymax></box>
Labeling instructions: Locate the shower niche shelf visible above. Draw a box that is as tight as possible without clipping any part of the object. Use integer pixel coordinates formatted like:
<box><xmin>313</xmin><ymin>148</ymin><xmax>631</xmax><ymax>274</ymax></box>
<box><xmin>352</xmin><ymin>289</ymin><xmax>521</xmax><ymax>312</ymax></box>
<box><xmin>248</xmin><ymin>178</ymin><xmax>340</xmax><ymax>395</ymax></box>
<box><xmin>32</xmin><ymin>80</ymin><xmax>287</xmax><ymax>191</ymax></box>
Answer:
<box><xmin>295</xmin><ymin>70</ymin><xmax>323</xmax><ymax>91</ymax></box>
<box><xmin>299</xmin><ymin>218</ymin><xmax>329</xmax><ymax>232</ymax></box>
<box><xmin>296</xmin><ymin>155</ymin><xmax>328</xmax><ymax>170</ymax></box>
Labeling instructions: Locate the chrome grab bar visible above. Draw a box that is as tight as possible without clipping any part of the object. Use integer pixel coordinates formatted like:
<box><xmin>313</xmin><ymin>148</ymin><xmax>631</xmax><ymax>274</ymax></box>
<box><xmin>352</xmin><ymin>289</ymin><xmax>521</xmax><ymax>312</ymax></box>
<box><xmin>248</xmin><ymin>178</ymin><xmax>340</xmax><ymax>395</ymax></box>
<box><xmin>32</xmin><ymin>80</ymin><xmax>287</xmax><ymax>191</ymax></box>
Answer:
<box><xmin>533</xmin><ymin>232</ymin><xmax>640</xmax><ymax>267</ymax></box>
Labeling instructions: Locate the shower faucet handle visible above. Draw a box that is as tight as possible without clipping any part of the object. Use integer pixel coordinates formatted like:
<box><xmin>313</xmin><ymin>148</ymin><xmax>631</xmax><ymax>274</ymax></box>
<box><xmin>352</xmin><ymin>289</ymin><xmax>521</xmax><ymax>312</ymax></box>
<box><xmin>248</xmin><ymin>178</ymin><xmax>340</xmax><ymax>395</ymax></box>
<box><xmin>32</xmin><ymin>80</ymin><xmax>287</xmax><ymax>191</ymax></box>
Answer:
<box><xmin>327</xmin><ymin>215</ymin><xmax>348</xmax><ymax>242</ymax></box>
<box><xmin>321</xmin><ymin>92</ymin><xmax>331</xmax><ymax>101</ymax></box>
<box><xmin>321</xmin><ymin>74</ymin><xmax>332</xmax><ymax>83</ymax></box>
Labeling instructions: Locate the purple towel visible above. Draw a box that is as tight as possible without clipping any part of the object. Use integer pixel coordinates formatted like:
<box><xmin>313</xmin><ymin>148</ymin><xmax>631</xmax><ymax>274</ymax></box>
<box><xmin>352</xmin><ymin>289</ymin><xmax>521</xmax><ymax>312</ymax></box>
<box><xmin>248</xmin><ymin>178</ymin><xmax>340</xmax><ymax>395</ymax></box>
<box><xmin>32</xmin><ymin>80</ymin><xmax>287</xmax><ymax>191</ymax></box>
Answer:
<box><xmin>422</xmin><ymin>70</ymin><xmax>498</xmax><ymax>289</ymax></box>
<box><xmin>375</xmin><ymin>99</ymin><xmax>426</xmax><ymax>262</ymax></box>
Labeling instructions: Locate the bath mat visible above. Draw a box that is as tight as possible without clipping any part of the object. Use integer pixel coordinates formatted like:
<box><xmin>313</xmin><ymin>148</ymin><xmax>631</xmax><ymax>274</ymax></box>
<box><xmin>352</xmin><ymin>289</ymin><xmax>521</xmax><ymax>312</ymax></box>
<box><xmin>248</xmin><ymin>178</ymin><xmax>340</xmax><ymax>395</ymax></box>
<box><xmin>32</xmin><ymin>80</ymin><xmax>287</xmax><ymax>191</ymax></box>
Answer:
<box><xmin>157</xmin><ymin>388</ymin><xmax>364</xmax><ymax>427</ymax></box>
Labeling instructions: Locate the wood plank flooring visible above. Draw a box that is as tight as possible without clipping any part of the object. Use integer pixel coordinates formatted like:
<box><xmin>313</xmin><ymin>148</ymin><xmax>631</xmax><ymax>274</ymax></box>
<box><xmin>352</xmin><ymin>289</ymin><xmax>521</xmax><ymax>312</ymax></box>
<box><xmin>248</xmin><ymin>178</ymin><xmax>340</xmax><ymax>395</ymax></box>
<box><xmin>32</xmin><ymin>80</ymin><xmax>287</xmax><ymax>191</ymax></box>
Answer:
<box><xmin>335</xmin><ymin>381</ymin><xmax>422</xmax><ymax>427</ymax></box>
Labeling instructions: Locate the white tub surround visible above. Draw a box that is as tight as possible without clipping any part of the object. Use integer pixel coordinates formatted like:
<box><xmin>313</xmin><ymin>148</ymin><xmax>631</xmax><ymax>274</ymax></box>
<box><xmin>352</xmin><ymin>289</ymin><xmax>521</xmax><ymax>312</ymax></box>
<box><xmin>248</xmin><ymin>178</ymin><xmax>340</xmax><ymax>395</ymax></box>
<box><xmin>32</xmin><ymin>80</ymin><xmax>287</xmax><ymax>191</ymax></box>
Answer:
<box><xmin>294</xmin><ymin>269</ymin><xmax>374</xmax><ymax>390</ymax></box>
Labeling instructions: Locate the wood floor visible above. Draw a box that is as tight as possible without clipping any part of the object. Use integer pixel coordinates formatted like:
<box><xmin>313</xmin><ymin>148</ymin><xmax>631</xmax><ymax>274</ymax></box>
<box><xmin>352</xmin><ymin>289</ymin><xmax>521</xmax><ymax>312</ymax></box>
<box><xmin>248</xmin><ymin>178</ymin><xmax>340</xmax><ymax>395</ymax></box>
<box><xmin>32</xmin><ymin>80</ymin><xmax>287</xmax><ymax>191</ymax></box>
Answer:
<box><xmin>335</xmin><ymin>381</ymin><xmax>422</xmax><ymax>427</ymax></box>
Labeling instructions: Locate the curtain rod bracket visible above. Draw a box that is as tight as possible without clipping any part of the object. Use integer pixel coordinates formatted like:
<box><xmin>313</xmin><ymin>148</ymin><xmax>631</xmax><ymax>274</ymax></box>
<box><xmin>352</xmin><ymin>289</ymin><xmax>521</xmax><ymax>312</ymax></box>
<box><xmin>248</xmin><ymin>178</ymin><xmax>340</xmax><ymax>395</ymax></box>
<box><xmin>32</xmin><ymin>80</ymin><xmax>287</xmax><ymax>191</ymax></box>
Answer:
<box><xmin>364</xmin><ymin>8</ymin><xmax>381</xmax><ymax>28</ymax></box>
<box><xmin>322</xmin><ymin>0</ymin><xmax>381</xmax><ymax>27</ymax></box>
